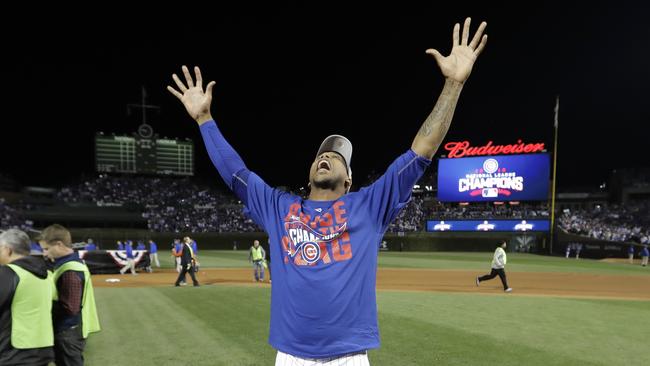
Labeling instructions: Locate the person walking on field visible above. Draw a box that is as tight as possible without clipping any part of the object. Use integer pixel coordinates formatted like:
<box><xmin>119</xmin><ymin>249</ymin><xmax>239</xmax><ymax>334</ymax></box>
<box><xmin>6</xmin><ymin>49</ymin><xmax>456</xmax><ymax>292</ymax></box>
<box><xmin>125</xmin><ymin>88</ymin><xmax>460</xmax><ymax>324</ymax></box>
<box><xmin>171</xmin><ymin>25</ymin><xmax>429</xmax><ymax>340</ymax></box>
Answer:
<box><xmin>174</xmin><ymin>237</ymin><xmax>199</xmax><ymax>287</ymax></box>
<box><xmin>476</xmin><ymin>240</ymin><xmax>512</xmax><ymax>292</ymax></box>
<box><xmin>249</xmin><ymin>240</ymin><xmax>266</xmax><ymax>282</ymax></box>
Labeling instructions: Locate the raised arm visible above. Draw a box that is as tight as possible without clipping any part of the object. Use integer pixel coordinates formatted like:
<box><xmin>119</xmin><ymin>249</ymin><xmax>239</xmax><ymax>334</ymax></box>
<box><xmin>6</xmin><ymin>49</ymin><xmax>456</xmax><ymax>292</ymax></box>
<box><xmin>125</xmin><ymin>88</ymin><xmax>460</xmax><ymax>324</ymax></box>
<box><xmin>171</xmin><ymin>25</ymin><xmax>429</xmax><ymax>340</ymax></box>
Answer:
<box><xmin>167</xmin><ymin>66</ymin><xmax>250</xmax><ymax>201</ymax></box>
<box><xmin>411</xmin><ymin>17</ymin><xmax>488</xmax><ymax>159</ymax></box>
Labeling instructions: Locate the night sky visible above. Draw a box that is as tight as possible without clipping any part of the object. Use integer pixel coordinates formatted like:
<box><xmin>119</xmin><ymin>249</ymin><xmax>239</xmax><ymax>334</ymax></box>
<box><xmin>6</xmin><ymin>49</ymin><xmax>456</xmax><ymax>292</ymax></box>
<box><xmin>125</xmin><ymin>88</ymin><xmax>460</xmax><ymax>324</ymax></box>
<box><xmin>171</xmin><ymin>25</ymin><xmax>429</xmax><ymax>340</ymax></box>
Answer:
<box><xmin>5</xmin><ymin>2</ymin><xmax>649</xmax><ymax>192</ymax></box>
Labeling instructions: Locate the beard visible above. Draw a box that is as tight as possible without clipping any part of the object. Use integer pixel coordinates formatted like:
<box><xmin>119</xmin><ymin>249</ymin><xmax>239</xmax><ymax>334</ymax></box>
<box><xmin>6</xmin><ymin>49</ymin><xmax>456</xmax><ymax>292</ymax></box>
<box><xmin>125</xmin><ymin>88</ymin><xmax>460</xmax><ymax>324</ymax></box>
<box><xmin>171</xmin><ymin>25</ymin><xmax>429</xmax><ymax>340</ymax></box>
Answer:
<box><xmin>312</xmin><ymin>175</ymin><xmax>341</xmax><ymax>191</ymax></box>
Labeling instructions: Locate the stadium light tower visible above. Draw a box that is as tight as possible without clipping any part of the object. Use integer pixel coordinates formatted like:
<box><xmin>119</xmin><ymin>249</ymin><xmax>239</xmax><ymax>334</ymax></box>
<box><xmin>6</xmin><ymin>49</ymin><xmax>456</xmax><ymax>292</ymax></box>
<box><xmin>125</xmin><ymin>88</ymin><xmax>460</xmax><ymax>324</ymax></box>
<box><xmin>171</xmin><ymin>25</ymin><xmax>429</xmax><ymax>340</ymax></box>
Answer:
<box><xmin>550</xmin><ymin>95</ymin><xmax>560</xmax><ymax>255</ymax></box>
<box><xmin>127</xmin><ymin>86</ymin><xmax>160</xmax><ymax>139</ymax></box>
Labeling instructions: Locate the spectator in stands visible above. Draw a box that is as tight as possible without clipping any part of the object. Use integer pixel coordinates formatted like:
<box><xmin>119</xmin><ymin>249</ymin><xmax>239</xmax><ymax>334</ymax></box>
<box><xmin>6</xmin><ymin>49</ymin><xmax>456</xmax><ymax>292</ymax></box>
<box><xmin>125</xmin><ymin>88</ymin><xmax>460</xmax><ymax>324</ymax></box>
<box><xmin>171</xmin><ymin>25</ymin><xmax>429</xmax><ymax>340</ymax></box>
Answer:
<box><xmin>641</xmin><ymin>245</ymin><xmax>649</xmax><ymax>267</ymax></box>
<box><xmin>0</xmin><ymin>229</ymin><xmax>55</xmax><ymax>366</ymax></box>
<box><xmin>38</xmin><ymin>224</ymin><xmax>101</xmax><ymax>366</ymax></box>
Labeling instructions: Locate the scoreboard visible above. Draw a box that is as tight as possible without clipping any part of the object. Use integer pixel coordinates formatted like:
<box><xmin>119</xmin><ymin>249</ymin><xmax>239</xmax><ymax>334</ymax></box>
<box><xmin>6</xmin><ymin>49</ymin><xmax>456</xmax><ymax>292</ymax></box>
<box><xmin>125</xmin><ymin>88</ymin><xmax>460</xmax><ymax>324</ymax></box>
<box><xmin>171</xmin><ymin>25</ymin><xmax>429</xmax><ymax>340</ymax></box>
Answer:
<box><xmin>155</xmin><ymin>139</ymin><xmax>193</xmax><ymax>175</ymax></box>
<box><xmin>95</xmin><ymin>134</ymin><xmax>194</xmax><ymax>176</ymax></box>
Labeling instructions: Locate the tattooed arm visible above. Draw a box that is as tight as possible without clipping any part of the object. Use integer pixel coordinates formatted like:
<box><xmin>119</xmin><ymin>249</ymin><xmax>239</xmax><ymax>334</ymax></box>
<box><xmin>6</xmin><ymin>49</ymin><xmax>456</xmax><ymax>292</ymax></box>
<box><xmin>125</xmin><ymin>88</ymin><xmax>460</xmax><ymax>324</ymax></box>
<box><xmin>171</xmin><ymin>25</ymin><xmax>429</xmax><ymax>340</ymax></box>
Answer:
<box><xmin>411</xmin><ymin>17</ymin><xmax>488</xmax><ymax>159</ymax></box>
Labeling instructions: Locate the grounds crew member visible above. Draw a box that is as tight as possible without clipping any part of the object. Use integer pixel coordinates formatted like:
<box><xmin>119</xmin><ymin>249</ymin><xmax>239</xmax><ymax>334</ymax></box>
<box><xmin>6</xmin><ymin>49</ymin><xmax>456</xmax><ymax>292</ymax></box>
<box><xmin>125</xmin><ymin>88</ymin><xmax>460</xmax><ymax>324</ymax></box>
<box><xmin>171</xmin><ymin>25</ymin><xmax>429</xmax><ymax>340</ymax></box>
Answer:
<box><xmin>39</xmin><ymin>224</ymin><xmax>101</xmax><ymax>366</ymax></box>
<box><xmin>0</xmin><ymin>228</ymin><xmax>55</xmax><ymax>366</ymax></box>
<box><xmin>248</xmin><ymin>239</ymin><xmax>267</xmax><ymax>282</ymax></box>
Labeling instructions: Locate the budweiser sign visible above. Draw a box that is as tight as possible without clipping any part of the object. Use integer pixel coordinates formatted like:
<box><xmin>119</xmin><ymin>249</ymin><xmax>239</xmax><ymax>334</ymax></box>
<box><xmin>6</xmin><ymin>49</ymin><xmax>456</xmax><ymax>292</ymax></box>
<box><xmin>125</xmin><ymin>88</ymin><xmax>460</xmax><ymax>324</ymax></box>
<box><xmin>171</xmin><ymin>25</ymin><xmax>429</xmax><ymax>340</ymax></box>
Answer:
<box><xmin>444</xmin><ymin>140</ymin><xmax>545</xmax><ymax>158</ymax></box>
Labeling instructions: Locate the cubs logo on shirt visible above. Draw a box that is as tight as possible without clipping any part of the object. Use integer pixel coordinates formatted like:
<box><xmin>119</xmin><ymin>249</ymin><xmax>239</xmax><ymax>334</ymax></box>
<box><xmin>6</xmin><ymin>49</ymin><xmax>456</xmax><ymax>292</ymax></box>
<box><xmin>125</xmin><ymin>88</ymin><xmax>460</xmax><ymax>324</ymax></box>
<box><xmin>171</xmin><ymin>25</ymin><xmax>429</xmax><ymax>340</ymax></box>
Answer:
<box><xmin>284</xmin><ymin>218</ymin><xmax>347</xmax><ymax>264</ymax></box>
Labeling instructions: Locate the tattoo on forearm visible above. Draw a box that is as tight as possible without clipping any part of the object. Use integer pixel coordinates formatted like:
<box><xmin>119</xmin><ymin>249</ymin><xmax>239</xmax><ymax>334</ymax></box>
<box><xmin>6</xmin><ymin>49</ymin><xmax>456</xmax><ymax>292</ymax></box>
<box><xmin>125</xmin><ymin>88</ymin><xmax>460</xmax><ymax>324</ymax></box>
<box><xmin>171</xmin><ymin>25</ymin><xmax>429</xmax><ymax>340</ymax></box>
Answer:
<box><xmin>417</xmin><ymin>80</ymin><xmax>462</xmax><ymax>140</ymax></box>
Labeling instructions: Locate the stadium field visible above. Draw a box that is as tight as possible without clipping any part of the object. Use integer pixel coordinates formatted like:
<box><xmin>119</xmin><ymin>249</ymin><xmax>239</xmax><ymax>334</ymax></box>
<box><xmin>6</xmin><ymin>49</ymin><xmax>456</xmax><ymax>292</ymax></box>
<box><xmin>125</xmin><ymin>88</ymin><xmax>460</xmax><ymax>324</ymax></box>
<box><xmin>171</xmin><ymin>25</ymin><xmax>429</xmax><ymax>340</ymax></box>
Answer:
<box><xmin>86</xmin><ymin>251</ymin><xmax>650</xmax><ymax>365</ymax></box>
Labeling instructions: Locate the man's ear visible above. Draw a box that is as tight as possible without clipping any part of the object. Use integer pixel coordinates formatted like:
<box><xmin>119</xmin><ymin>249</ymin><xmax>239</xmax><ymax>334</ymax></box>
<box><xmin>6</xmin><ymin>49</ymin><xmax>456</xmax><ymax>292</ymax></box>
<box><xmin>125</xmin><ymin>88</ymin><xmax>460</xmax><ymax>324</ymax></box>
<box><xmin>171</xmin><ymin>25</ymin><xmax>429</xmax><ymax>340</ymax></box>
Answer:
<box><xmin>344</xmin><ymin>178</ymin><xmax>352</xmax><ymax>193</ymax></box>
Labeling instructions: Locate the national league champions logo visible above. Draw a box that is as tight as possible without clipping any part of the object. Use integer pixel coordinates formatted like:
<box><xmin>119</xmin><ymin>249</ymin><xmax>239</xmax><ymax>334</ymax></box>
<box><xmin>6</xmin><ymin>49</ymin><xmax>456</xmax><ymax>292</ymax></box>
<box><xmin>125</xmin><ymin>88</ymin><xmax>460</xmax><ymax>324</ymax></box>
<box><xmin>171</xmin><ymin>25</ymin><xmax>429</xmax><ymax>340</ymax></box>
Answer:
<box><xmin>458</xmin><ymin>158</ymin><xmax>524</xmax><ymax>198</ymax></box>
<box><xmin>284</xmin><ymin>217</ymin><xmax>347</xmax><ymax>264</ymax></box>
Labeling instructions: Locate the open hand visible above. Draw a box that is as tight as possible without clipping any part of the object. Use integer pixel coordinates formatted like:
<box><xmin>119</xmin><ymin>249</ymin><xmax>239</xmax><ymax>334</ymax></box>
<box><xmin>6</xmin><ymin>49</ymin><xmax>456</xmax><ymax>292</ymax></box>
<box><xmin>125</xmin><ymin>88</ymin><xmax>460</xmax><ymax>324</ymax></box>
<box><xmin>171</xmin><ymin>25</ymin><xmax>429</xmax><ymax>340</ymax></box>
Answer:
<box><xmin>167</xmin><ymin>66</ymin><xmax>216</xmax><ymax>124</ymax></box>
<box><xmin>426</xmin><ymin>18</ymin><xmax>488</xmax><ymax>83</ymax></box>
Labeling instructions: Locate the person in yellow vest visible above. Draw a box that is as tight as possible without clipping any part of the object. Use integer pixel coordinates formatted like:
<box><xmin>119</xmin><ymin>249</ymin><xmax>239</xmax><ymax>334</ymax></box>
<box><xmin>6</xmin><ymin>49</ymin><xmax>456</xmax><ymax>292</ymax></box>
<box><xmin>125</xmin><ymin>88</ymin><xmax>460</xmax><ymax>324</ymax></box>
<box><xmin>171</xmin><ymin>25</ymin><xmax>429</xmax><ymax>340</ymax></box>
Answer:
<box><xmin>39</xmin><ymin>224</ymin><xmax>100</xmax><ymax>366</ymax></box>
<box><xmin>0</xmin><ymin>229</ymin><xmax>55</xmax><ymax>366</ymax></box>
<box><xmin>248</xmin><ymin>240</ymin><xmax>266</xmax><ymax>282</ymax></box>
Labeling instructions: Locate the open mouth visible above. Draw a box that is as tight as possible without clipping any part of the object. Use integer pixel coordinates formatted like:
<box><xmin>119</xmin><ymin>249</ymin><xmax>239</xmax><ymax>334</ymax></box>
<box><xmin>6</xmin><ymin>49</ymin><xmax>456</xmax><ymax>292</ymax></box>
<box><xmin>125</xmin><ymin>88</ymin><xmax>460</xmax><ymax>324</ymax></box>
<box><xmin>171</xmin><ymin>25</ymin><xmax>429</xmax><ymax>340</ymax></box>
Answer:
<box><xmin>317</xmin><ymin>159</ymin><xmax>331</xmax><ymax>172</ymax></box>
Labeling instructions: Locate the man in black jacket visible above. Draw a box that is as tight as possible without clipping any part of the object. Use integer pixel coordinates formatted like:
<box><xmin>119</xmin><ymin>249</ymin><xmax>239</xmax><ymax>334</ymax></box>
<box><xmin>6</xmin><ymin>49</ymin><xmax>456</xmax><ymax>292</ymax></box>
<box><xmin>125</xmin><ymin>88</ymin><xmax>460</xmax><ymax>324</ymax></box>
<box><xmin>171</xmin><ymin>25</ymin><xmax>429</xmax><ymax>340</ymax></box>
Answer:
<box><xmin>0</xmin><ymin>229</ymin><xmax>55</xmax><ymax>366</ymax></box>
<box><xmin>174</xmin><ymin>236</ymin><xmax>199</xmax><ymax>287</ymax></box>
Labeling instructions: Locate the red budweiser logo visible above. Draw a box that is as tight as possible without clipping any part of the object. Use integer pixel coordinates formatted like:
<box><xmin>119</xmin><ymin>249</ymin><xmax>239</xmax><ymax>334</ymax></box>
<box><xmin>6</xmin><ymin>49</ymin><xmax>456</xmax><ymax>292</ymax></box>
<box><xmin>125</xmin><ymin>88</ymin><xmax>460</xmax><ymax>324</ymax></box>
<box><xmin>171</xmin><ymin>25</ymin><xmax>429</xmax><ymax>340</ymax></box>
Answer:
<box><xmin>444</xmin><ymin>140</ymin><xmax>545</xmax><ymax>158</ymax></box>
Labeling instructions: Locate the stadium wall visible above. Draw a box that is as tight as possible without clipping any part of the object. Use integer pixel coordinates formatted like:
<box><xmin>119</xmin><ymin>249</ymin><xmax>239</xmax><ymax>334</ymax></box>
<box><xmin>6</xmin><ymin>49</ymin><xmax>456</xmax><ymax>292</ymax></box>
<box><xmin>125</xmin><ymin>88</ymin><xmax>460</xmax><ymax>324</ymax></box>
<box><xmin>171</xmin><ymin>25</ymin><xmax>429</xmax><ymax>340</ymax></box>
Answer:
<box><xmin>67</xmin><ymin>228</ymin><xmax>547</xmax><ymax>253</ymax></box>
<box><xmin>555</xmin><ymin>228</ymin><xmax>635</xmax><ymax>259</ymax></box>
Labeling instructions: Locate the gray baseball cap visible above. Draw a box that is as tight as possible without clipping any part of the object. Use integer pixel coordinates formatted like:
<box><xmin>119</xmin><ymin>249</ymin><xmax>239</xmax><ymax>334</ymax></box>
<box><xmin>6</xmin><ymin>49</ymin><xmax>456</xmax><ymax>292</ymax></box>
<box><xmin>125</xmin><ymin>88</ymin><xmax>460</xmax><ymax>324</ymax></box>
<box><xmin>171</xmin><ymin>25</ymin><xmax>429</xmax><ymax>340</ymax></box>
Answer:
<box><xmin>316</xmin><ymin>135</ymin><xmax>352</xmax><ymax>178</ymax></box>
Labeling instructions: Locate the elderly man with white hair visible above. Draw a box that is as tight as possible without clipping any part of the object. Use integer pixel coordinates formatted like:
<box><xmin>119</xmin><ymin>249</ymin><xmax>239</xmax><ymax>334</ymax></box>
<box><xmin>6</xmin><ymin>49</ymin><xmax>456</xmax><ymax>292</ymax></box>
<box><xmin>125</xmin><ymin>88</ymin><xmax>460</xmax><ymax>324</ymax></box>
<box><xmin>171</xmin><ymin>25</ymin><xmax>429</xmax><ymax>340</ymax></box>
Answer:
<box><xmin>0</xmin><ymin>228</ymin><xmax>55</xmax><ymax>366</ymax></box>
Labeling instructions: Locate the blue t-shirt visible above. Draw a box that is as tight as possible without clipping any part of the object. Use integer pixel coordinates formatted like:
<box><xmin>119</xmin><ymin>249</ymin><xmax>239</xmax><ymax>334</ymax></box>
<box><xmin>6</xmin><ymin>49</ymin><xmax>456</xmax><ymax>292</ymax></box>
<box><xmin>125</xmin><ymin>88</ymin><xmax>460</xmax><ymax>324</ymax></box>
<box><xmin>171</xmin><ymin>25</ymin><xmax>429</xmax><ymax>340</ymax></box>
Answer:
<box><xmin>149</xmin><ymin>242</ymin><xmax>158</xmax><ymax>254</ymax></box>
<box><xmin>642</xmin><ymin>247</ymin><xmax>650</xmax><ymax>257</ymax></box>
<box><xmin>136</xmin><ymin>242</ymin><xmax>146</xmax><ymax>250</ymax></box>
<box><xmin>125</xmin><ymin>245</ymin><xmax>134</xmax><ymax>259</ymax></box>
<box><xmin>117</xmin><ymin>242</ymin><xmax>124</xmax><ymax>251</ymax></box>
<box><xmin>30</xmin><ymin>242</ymin><xmax>43</xmax><ymax>253</ymax></box>
<box><xmin>245</xmin><ymin>149</ymin><xmax>429</xmax><ymax>358</ymax></box>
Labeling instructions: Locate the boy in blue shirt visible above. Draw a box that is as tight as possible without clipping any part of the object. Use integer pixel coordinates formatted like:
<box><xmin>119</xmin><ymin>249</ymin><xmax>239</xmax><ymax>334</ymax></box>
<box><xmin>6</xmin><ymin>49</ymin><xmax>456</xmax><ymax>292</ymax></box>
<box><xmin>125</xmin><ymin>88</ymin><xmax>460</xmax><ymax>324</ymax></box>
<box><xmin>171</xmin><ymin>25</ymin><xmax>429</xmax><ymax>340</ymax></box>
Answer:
<box><xmin>168</xmin><ymin>17</ymin><xmax>487</xmax><ymax>365</ymax></box>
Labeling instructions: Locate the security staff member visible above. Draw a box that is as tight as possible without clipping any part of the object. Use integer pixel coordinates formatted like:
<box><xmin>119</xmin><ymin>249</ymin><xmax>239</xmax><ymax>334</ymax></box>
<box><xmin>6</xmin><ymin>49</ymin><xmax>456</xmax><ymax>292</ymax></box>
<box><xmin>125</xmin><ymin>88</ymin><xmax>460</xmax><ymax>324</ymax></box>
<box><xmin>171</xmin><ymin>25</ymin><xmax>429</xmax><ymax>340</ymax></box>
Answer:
<box><xmin>39</xmin><ymin>224</ymin><xmax>101</xmax><ymax>366</ymax></box>
<box><xmin>0</xmin><ymin>229</ymin><xmax>55</xmax><ymax>366</ymax></box>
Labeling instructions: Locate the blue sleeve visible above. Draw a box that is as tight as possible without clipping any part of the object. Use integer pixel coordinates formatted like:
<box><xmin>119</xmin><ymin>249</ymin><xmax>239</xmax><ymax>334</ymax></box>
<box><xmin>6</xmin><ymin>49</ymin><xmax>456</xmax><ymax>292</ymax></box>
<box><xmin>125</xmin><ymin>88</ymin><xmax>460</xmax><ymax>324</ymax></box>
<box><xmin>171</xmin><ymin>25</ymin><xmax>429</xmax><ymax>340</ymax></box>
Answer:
<box><xmin>360</xmin><ymin>149</ymin><xmax>430</xmax><ymax>232</ymax></box>
<box><xmin>199</xmin><ymin>120</ymin><xmax>251</xmax><ymax>205</ymax></box>
<box><xmin>243</xmin><ymin>172</ymin><xmax>294</xmax><ymax>232</ymax></box>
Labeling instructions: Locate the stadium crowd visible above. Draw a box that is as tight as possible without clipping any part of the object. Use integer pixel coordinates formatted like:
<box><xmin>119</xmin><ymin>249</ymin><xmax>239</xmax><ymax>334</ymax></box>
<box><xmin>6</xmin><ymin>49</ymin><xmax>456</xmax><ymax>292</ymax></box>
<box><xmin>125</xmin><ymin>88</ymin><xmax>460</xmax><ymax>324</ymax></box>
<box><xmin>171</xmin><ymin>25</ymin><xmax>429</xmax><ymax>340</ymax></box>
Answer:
<box><xmin>57</xmin><ymin>175</ymin><xmax>258</xmax><ymax>233</ymax></box>
<box><xmin>558</xmin><ymin>202</ymin><xmax>650</xmax><ymax>245</ymax></box>
<box><xmin>1</xmin><ymin>174</ymin><xmax>645</xmax><ymax>241</ymax></box>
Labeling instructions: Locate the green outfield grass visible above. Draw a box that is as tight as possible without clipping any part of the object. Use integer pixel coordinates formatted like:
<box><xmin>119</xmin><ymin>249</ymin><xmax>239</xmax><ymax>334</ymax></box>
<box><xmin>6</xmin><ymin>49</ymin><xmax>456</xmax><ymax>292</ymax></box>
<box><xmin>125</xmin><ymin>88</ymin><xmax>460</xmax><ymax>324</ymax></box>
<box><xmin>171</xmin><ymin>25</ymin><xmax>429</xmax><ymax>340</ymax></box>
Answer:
<box><xmin>377</xmin><ymin>251</ymin><xmax>650</xmax><ymax>275</ymax></box>
<box><xmin>86</xmin><ymin>251</ymin><xmax>650</xmax><ymax>365</ymax></box>
<box><xmin>167</xmin><ymin>250</ymin><xmax>650</xmax><ymax>276</ymax></box>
